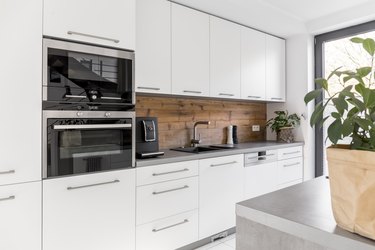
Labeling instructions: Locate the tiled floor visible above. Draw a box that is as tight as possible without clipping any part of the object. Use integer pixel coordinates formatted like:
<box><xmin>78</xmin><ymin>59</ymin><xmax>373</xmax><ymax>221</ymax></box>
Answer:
<box><xmin>194</xmin><ymin>234</ymin><xmax>236</xmax><ymax>250</ymax></box>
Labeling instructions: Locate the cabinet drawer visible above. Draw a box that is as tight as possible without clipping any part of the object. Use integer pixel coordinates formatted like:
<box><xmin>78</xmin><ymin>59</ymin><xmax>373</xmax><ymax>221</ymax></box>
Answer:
<box><xmin>136</xmin><ymin>210</ymin><xmax>198</xmax><ymax>250</ymax></box>
<box><xmin>278</xmin><ymin>158</ymin><xmax>303</xmax><ymax>185</ymax></box>
<box><xmin>136</xmin><ymin>160</ymin><xmax>198</xmax><ymax>186</ymax></box>
<box><xmin>277</xmin><ymin>179</ymin><xmax>302</xmax><ymax>190</ymax></box>
<box><xmin>137</xmin><ymin>176</ymin><xmax>198</xmax><ymax>225</ymax></box>
<box><xmin>278</xmin><ymin>146</ymin><xmax>303</xmax><ymax>160</ymax></box>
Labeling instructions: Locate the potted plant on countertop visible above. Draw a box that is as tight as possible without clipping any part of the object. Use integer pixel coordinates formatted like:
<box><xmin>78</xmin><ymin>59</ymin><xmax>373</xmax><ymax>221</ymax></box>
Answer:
<box><xmin>266</xmin><ymin>110</ymin><xmax>301</xmax><ymax>143</ymax></box>
<box><xmin>304</xmin><ymin>37</ymin><xmax>375</xmax><ymax>240</ymax></box>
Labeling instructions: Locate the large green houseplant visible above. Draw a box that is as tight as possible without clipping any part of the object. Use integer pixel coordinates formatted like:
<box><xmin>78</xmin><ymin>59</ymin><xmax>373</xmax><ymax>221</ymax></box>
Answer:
<box><xmin>304</xmin><ymin>37</ymin><xmax>375</xmax><ymax>240</ymax></box>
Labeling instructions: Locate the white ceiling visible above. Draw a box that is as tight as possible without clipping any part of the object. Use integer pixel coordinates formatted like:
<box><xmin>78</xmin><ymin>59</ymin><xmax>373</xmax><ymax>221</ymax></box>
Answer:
<box><xmin>171</xmin><ymin>0</ymin><xmax>375</xmax><ymax>37</ymax></box>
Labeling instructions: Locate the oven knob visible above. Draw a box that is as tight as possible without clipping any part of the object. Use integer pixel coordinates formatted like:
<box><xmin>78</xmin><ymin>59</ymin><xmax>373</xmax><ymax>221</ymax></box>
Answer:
<box><xmin>77</xmin><ymin>112</ymin><xmax>83</xmax><ymax>117</ymax></box>
<box><xmin>105</xmin><ymin>112</ymin><xmax>111</xmax><ymax>117</ymax></box>
<box><xmin>92</xmin><ymin>95</ymin><xmax>97</xmax><ymax>100</ymax></box>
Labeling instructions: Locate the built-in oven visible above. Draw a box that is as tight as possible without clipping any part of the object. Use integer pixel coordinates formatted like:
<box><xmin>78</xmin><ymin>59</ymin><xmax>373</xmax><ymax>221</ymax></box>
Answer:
<box><xmin>43</xmin><ymin>110</ymin><xmax>135</xmax><ymax>179</ymax></box>
<box><xmin>42</xmin><ymin>38</ymin><xmax>135</xmax><ymax>111</ymax></box>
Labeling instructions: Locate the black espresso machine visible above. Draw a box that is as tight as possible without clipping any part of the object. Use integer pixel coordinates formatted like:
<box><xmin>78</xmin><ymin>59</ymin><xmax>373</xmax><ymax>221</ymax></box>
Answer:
<box><xmin>136</xmin><ymin>117</ymin><xmax>164</xmax><ymax>159</ymax></box>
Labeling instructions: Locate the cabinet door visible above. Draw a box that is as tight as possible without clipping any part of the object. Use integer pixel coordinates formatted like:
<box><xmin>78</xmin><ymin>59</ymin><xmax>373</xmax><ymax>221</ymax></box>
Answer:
<box><xmin>266</xmin><ymin>35</ymin><xmax>286</xmax><ymax>102</ymax></box>
<box><xmin>43</xmin><ymin>170</ymin><xmax>136</xmax><ymax>250</ymax></box>
<box><xmin>136</xmin><ymin>0</ymin><xmax>171</xmax><ymax>94</ymax></box>
<box><xmin>210</xmin><ymin>17</ymin><xmax>241</xmax><ymax>99</ymax></box>
<box><xmin>0</xmin><ymin>0</ymin><xmax>42</xmax><ymax>185</ymax></box>
<box><xmin>241</xmin><ymin>27</ymin><xmax>266</xmax><ymax>100</ymax></box>
<box><xmin>171</xmin><ymin>4</ymin><xmax>209</xmax><ymax>97</ymax></box>
<box><xmin>199</xmin><ymin>154</ymin><xmax>244</xmax><ymax>239</ymax></box>
<box><xmin>43</xmin><ymin>0</ymin><xmax>135</xmax><ymax>50</ymax></box>
<box><xmin>244</xmin><ymin>162</ymin><xmax>278</xmax><ymax>200</ymax></box>
<box><xmin>0</xmin><ymin>181</ymin><xmax>41</xmax><ymax>250</ymax></box>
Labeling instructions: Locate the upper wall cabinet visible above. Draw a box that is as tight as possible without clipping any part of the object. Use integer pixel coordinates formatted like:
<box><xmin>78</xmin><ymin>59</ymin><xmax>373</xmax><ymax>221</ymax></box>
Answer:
<box><xmin>266</xmin><ymin>35</ymin><xmax>286</xmax><ymax>102</ymax></box>
<box><xmin>171</xmin><ymin>4</ymin><xmax>210</xmax><ymax>97</ymax></box>
<box><xmin>210</xmin><ymin>17</ymin><xmax>241</xmax><ymax>99</ymax></box>
<box><xmin>43</xmin><ymin>0</ymin><xmax>135</xmax><ymax>50</ymax></box>
<box><xmin>136</xmin><ymin>0</ymin><xmax>171</xmax><ymax>94</ymax></box>
<box><xmin>0</xmin><ymin>0</ymin><xmax>42</xmax><ymax>185</ymax></box>
<box><xmin>241</xmin><ymin>27</ymin><xmax>266</xmax><ymax>100</ymax></box>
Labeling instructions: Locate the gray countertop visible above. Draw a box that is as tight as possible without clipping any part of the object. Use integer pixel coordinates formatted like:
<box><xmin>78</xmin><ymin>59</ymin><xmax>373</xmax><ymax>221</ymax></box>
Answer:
<box><xmin>236</xmin><ymin>177</ymin><xmax>375</xmax><ymax>250</ymax></box>
<box><xmin>136</xmin><ymin>141</ymin><xmax>304</xmax><ymax>167</ymax></box>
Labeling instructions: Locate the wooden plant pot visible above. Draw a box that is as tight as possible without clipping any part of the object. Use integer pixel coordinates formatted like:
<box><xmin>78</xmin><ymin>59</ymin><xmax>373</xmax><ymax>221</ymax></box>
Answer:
<box><xmin>327</xmin><ymin>145</ymin><xmax>375</xmax><ymax>240</ymax></box>
<box><xmin>276</xmin><ymin>127</ymin><xmax>294</xmax><ymax>143</ymax></box>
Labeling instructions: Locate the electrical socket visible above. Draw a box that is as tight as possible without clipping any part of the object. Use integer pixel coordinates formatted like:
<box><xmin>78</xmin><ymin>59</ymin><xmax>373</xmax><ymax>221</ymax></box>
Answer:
<box><xmin>252</xmin><ymin>125</ymin><xmax>260</xmax><ymax>132</ymax></box>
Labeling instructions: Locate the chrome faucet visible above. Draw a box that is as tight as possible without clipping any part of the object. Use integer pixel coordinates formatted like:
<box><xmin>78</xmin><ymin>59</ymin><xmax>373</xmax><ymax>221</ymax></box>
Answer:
<box><xmin>191</xmin><ymin>121</ymin><xmax>211</xmax><ymax>147</ymax></box>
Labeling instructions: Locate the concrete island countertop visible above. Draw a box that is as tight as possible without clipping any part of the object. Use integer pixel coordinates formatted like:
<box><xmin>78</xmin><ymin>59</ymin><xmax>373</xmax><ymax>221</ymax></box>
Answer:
<box><xmin>136</xmin><ymin>141</ymin><xmax>304</xmax><ymax>167</ymax></box>
<box><xmin>236</xmin><ymin>177</ymin><xmax>375</xmax><ymax>250</ymax></box>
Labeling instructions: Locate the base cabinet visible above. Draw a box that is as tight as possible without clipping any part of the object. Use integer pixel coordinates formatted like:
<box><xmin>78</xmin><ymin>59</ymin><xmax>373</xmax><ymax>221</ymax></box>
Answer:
<box><xmin>244</xmin><ymin>162</ymin><xmax>278</xmax><ymax>200</ymax></box>
<box><xmin>43</xmin><ymin>169</ymin><xmax>136</xmax><ymax>250</ymax></box>
<box><xmin>0</xmin><ymin>181</ymin><xmax>41</xmax><ymax>250</ymax></box>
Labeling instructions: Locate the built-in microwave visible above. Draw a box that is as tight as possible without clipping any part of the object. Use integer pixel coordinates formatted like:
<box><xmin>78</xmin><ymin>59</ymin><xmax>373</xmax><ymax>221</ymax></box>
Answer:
<box><xmin>42</xmin><ymin>38</ymin><xmax>135</xmax><ymax>111</ymax></box>
<box><xmin>42</xmin><ymin>110</ymin><xmax>135</xmax><ymax>179</ymax></box>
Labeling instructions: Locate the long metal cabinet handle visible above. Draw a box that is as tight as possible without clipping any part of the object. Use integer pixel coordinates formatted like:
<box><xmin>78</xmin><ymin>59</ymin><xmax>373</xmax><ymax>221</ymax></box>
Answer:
<box><xmin>0</xmin><ymin>195</ymin><xmax>15</xmax><ymax>202</ymax></box>
<box><xmin>65</xmin><ymin>95</ymin><xmax>87</xmax><ymax>99</ymax></box>
<box><xmin>0</xmin><ymin>170</ymin><xmax>15</xmax><ymax>175</ymax></box>
<box><xmin>53</xmin><ymin>124</ymin><xmax>132</xmax><ymax>130</ymax></box>
<box><xmin>101</xmin><ymin>96</ymin><xmax>122</xmax><ymax>100</ymax></box>
<box><xmin>67</xmin><ymin>180</ymin><xmax>120</xmax><ymax>190</ymax></box>
<box><xmin>210</xmin><ymin>161</ymin><xmax>237</xmax><ymax>167</ymax></box>
<box><xmin>152</xmin><ymin>168</ymin><xmax>189</xmax><ymax>176</ymax></box>
<box><xmin>271</xmin><ymin>97</ymin><xmax>283</xmax><ymax>100</ymax></box>
<box><xmin>283</xmin><ymin>162</ymin><xmax>300</xmax><ymax>168</ymax></box>
<box><xmin>219</xmin><ymin>93</ymin><xmax>234</xmax><ymax>97</ymax></box>
<box><xmin>137</xmin><ymin>86</ymin><xmax>161</xmax><ymax>91</ymax></box>
<box><xmin>152</xmin><ymin>185</ymin><xmax>189</xmax><ymax>195</ymax></box>
<box><xmin>67</xmin><ymin>31</ymin><xmax>120</xmax><ymax>43</ymax></box>
<box><xmin>183</xmin><ymin>90</ymin><xmax>202</xmax><ymax>94</ymax></box>
<box><xmin>283</xmin><ymin>151</ymin><xmax>301</xmax><ymax>155</ymax></box>
<box><xmin>248</xmin><ymin>96</ymin><xmax>261</xmax><ymax>98</ymax></box>
<box><xmin>152</xmin><ymin>219</ymin><xmax>189</xmax><ymax>233</ymax></box>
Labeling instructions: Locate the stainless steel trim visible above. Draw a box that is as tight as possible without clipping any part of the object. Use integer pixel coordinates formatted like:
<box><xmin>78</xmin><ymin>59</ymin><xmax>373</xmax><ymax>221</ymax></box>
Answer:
<box><xmin>248</xmin><ymin>96</ymin><xmax>261</xmax><ymax>99</ymax></box>
<box><xmin>219</xmin><ymin>93</ymin><xmax>234</xmax><ymax>97</ymax></box>
<box><xmin>53</xmin><ymin>124</ymin><xmax>132</xmax><ymax>130</ymax></box>
<box><xmin>210</xmin><ymin>161</ymin><xmax>237</xmax><ymax>167</ymax></box>
<box><xmin>152</xmin><ymin>168</ymin><xmax>189</xmax><ymax>176</ymax></box>
<box><xmin>65</xmin><ymin>95</ymin><xmax>87</xmax><ymax>99</ymax></box>
<box><xmin>101</xmin><ymin>96</ymin><xmax>122</xmax><ymax>100</ymax></box>
<box><xmin>283</xmin><ymin>162</ymin><xmax>300</xmax><ymax>168</ymax></box>
<box><xmin>271</xmin><ymin>97</ymin><xmax>283</xmax><ymax>100</ymax></box>
<box><xmin>152</xmin><ymin>185</ymin><xmax>189</xmax><ymax>195</ymax></box>
<box><xmin>73</xmin><ymin>150</ymin><xmax>122</xmax><ymax>158</ymax></box>
<box><xmin>143</xmin><ymin>120</ymin><xmax>156</xmax><ymax>142</ymax></box>
<box><xmin>152</xmin><ymin>219</ymin><xmax>189</xmax><ymax>233</ymax></box>
<box><xmin>183</xmin><ymin>90</ymin><xmax>202</xmax><ymax>94</ymax></box>
<box><xmin>67</xmin><ymin>31</ymin><xmax>120</xmax><ymax>43</ymax></box>
<box><xmin>0</xmin><ymin>170</ymin><xmax>15</xmax><ymax>175</ymax></box>
<box><xmin>283</xmin><ymin>151</ymin><xmax>301</xmax><ymax>155</ymax></box>
<box><xmin>137</xmin><ymin>86</ymin><xmax>161</xmax><ymax>91</ymax></box>
<box><xmin>0</xmin><ymin>195</ymin><xmax>15</xmax><ymax>202</ymax></box>
<box><xmin>67</xmin><ymin>180</ymin><xmax>120</xmax><ymax>190</ymax></box>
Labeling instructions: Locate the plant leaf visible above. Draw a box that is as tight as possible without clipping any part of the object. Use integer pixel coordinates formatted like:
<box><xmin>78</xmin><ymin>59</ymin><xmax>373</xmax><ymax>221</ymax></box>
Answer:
<box><xmin>354</xmin><ymin>117</ymin><xmax>373</xmax><ymax>130</ymax></box>
<box><xmin>332</xmin><ymin>96</ymin><xmax>348</xmax><ymax>115</ymax></box>
<box><xmin>357</xmin><ymin>67</ymin><xmax>372</xmax><ymax>77</ymax></box>
<box><xmin>331</xmin><ymin>112</ymin><xmax>341</xmax><ymax>119</ymax></box>
<box><xmin>315</xmin><ymin>78</ymin><xmax>328</xmax><ymax>91</ymax></box>
<box><xmin>342</xmin><ymin>119</ymin><xmax>354</xmax><ymax>137</ymax></box>
<box><xmin>310</xmin><ymin>101</ymin><xmax>324</xmax><ymax>127</ymax></box>
<box><xmin>327</xmin><ymin>67</ymin><xmax>342</xmax><ymax>80</ymax></box>
<box><xmin>363</xmin><ymin>38</ymin><xmax>375</xmax><ymax>56</ymax></box>
<box><xmin>351</xmin><ymin>37</ymin><xmax>364</xmax><ymax>43</ymax></box>
<box><xmin>328</xmin><ymin>119</ymin><xmax>342</xmax><ymax>144</ymax></box>
<box><xmin>304</xmin><ymin>89</ymin><xmax>322</xmax><ymax>104</ymax></box>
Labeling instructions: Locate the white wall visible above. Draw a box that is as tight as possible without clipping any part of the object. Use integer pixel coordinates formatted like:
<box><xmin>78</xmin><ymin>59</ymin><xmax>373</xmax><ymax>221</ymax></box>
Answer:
<box><xmin>267</xmin><ymin>34</ymin><xmax>315</xmax><ymax>181</ymax></box>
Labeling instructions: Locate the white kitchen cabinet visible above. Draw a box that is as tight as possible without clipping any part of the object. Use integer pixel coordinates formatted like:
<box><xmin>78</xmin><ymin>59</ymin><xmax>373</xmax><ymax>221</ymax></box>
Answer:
<box><xmin>199</xmin><ymin>154</ymin><xmax>244</xmax><ymax>239</ymax></box>
<box><xmin>43</xmin><ymin>0</ymin><xmax>135</xmax><ymax>50</ymax></box>
<box><xmin>136</xmin><ymin>0</ymin><xmax>171</xmax><ymax>94</ymax></box>
<box><xmin>278</xmin><ymin>157</ymin><xmax>303</xmax><ymax>185</ymax></box>
<box><xmin>0</xmin><ymin>181</ymin><xmax>41</xmax><ymax>250</ymax></box>
<box><xmin>43</xmin><ymin>169</ymin><xmax>136</xmax><ymax>250</ymax></box>
<box><xmin>0</xmin><ymin>0</ymin><xmax>42</xmax><ymax>186</ymax></box>
<box><xmin>266</xmin><ymin>35</ymin><xmax>286</xmax><ymax>102</ymax></box>
<box><xmin>241</xmin><ymin>27</ymin><xmax>266</xmax><ymax>100</ymax></box>
<box><xmin>136</xmin><ymin>209</ymin><xmax>198</xmax><ymax>250</ymax></box>
<box><xmin>209</xmin><ymin>16</ymin><xmax>241</xmax><ymax>99</ymax></box>
<box><xmin>244</xmin><ymin>162</ymin><xmax>278</xmax><ymax>200</ymax></box>
<box><xmin>171</xmin><ymin>4</ymin><xmax>210</xmax><ymax>97</ymax></box>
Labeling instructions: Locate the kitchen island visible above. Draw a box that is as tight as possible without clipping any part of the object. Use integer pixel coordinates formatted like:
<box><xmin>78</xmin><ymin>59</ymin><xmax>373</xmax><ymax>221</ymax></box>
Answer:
<box><xmin>236</xmin><ymin>177</ymin><xmax>375</xmax><ymax>250</ymax></box>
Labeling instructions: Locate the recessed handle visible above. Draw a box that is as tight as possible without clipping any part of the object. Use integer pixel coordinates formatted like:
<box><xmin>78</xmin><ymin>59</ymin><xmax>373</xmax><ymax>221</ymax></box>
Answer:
<box><xmin>152</xmin><ymin>185</ymin><xmax>189</xmax><ymax>195</ymax></box>
<box><xmin>183</xmin><ymin>90</ymin><xmax>202</xmax><ymax>94</ymax></box>
<box><xmin>137</xmin><ymin>86</ymin><xmax>161</xmax><ymax>91</ymax></box>
<box><xmin>67</xmin><ymin>180</ymin><xmax>120</xmax><ymax>190</ymax></box>
<box><xmin>152</xmin><ymin>219</ymin><xmax>189</xmax><ymax>233</ymax></box>
<box><xmin>0</xmin><ymin>170</ymin><xmax>15</xmax><ymax>175</ymax></box>
<box><xmin>283</xmin><ymin>162</ymin><xmax>300</xmax><ymax>167</ymax></box>
<box><xmin>219</xmin><ymin>93</ymin><xmax>234</xmax><ymax>97</ymax></box>
<box><xmin>0</xmin><ymin>195</ymin><xmax>15</xmax><ymax>202</ymax></box>
<box><xmin>152</xmin><ymin>168</ymin><xmax>189</xmax><ymax>176</ymax></box>
<box><xmin>67</xmin><ymin>31</ymin><xmax>119</xmax><ymax>43</ymax></box>
<box><xmin>210</xmin><ymin>161</ymin><xmax>237</xmax><ymax>167</ymax></box>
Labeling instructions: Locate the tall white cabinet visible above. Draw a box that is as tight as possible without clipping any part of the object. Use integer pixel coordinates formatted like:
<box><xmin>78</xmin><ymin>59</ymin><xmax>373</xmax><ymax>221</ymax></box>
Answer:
<box><xmin>136</xmin><ymin>0</ymin><xmax>171</xmax><ymax>94</ymax></box>
<box><xmin>209</xmin><ymin>17</ymin><xmax>241</xmax><ymax>99</ymax></box>
<box><xmin>266</xmin><ymin>35</ymin><xmax>286</xmax><ymax>101</ymax></box>
<box><xmin>171</xmin><ymin>4</ymin><xmax>210</xmax><ymax>97</ymax></box>
<box><xmin>43</xmin><ymin>0</ymin><xmax>135</xmax><ymax>50</ymax></box>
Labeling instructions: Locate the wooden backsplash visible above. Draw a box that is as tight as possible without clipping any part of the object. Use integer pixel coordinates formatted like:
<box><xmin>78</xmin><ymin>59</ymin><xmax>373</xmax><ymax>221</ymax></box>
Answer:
<box><xmin>136</xmin><ymin>95</ymin><xmax>267</xmax><ymax>149</ymax></box>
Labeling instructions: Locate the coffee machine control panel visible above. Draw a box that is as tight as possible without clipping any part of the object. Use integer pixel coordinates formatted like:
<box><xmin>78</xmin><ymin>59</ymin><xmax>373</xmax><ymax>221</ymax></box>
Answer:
<box><xmin>142</xmin><ymin>120</ymin><xmax>156</xmax><ymax>142</ymax></box>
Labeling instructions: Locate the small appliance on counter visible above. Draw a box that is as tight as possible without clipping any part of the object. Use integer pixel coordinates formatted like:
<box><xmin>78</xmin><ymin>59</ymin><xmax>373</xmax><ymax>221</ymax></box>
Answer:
<box><xmin>136</xmin><ymin>117</ymin><xmax>164</xmax><ymax>159</ymax></box>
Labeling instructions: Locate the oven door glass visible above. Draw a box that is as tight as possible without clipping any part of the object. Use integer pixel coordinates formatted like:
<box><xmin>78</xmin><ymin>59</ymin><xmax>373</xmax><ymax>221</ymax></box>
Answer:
<box><xmin>47</xmin><ymin>48</ymin><xmax>133</xmax><ymax>103</ymax></box>
<box><xmin>46</xmin><ymin>118</ymin><xmax>133</xmax><ymax>178</ymax></box>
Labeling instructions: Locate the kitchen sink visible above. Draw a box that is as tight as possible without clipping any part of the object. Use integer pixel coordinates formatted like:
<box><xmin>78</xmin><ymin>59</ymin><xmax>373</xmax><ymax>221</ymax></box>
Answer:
<box><xmin>170</xmin><ymin>146</ymin><xmax>222</xmax><ymax>154</ymax></box>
